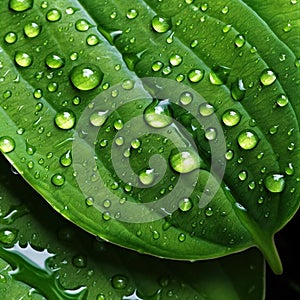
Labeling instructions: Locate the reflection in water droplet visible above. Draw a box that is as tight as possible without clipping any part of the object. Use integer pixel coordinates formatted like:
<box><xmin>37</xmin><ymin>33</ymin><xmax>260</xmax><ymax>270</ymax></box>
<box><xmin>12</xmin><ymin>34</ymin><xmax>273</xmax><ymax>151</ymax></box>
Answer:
<box><xmin>264</xmin><ymin>174</ymin><xmax>285</xmax><ymax>193</ymax></box>
<box><xmin>9</xmin><ymin>0</ymin><xmax>33</xmax><ymax>12</ymax></box>
<box><xmin>152</xmin><ymin>61</ymin><xmax>164</xmax><ymax>72</ymax></box>
<box><xmin>170</xmin><ymin>149</ymin><xmax>200</xmax><ymax>173</ymax></box>
<box><xmin>205</xmin><ymin>207</ymin><xmax>214</xmax><ymax>217</ymax></box>
<box><xmin>55</xmin><ymin>110</ymin><xmax>76</xmax><ymax>130</ymax></box>
<box><xmin>70</xmin><ymin>64</ymin><xmax>103</xmax><ymax>91</ymax></box>
<box><xmin>260</xmin><ymin>69</ymin><xmax>277</xmax><ymax>86</ymax></box>
<box><xmin>15</xmin><ymin>51</ymin><xmax>33</xmax><ymax>67</ymax></box>
<box><xmin>0</xmin><ymin>136</ymin><xmax>15</xmax><ymax>153</ymax></box>
<box><xmin>144</xmin><ymin>100</ymin><xmax>172</xmax><ymax>128</ymax></box>
<box><xmin>222</xmin><ymin>110</ymin><xmax>241</xmax><ymax>127</ymax></box>
<box><xmin>238</xmin><ymin>130</ymin><xmax>259</xmax><ymax>150</ymax></box>
<box><xmin>178</xmin><ymin>233</ymin><xmax>186</xmax><ymax>242</ymax></box>
<box><xmin>152</xmin><ymin>16</ymin><xmax>171</xmax><ymax>33</ymax></box>
<box><xmin>24</xmin><ymin>22</ymin><xmax>41</xmax><ymax>38</ymax></box>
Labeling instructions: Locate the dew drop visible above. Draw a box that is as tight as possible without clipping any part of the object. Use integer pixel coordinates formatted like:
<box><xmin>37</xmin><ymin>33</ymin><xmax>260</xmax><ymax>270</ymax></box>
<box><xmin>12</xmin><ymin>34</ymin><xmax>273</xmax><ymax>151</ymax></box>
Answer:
<box><xmin>85</xmin><ymin>197</ymin><xmax>94</xmax><ymax>206</ymax></box>
<box><xmin>222</xmin><ymin>24</ymin><xmax>232</xmax><ymax>33</ymax></box>
<box><xmin>111</xmin><ymin>274</ymin><xmax>128</xmax><ymax>290</ymax></box>
<box><xmin>264</xmin><ymin>174</ymin><xmax>285</xmax><ymax>193</ymax></box>
<box><xmin>178</xmin><ymin>197</ymin><xmax>193</xmax><ymax>212</ymax></box>
<box><xmin>4</xmin><ymin>32</ymin><xmax>18</xmax><ymax>44</ymax></box>
<box><xmin>86</xmin><ymin>34</ymin><xmax>100</xmax><ymax>46</ymax></box>
<box><xmin>75</xmin><ymin>19</ymin><xmax>92</xmax><ymax>32</ymax></box>
<box><xmin>54</xmin><ymin>110</ymin><xmax>76</xmax><ymax>130</ymax></box>
<box><xmin>152</xmin><ymin>230</ymin><xmax>160</xmax><ymax>240</ymax></box>
<box><xmin>199</xmin><ymin>103</ymin><xmax>214</xmax><ymax>116</ymax></box>
<box><xmin>3</xmin><ymin>90</ymin><xmax>12</xmax><ymax>99</ymax></box>
<box><xmin>222</xmin><ymin>110</ymin><xmax>241</xmax><ymax>127</ymax></box>
<box><xmin>178</xmin><ymin>91</ymin><xmax>192</xmax><ymax>105</ymax></box>
<box><xmin>114</xmin><ymin>119</ymin><xmax>124</xmax><ymax>130</ymax></box>
<box><xmin>221</xmin><ymin>6</ymin><xmax>229</xmax><ymax>14</ymax></box>
<box><xmin>169</xmin><ymin>54</ymin><xmax>183</xmax><ymax>66</ymax></box>
<box><xmin>151</xmin><ymin>16</ymin><xmax>172</xmax><ymax>33</ymax></box>
<box><xmin>205</xmin><ymin>127</ymin><xmax>217</xmax><ymax>141</ymax></box>
<box><xmin>46</xmin><ymin>9</ymin><xmax>62</xmax><ymax>22</ymax></box>
<box><xmin>45</xmin><ymin>53</ymin><xmax>65</xmax><ymax>69</ymax></box>
<box><xmin>60</xmin><ymin>150</ymin><xmax>72</xmax><ymax>167</ymax></box>
<box><xmin>0</xmin><ymin>136</ymin><xmax>15</xmax><ymax>153</ymax></box>
<box><xmin>126</xmin><ymin>9</ymin><xmax>138</xmax><ymax>19</ymax></box>
<box><xmin>9</xmin><ymin>0</ymin><xmax>33</xmax><ymax>12</ymax></box>
<box><xmin>209</xmin><ymin>65</ymin><xmax>231</xmax><ymax>85</ymax></box>
<box><xmin>205</xmin><ymin>207</ymin><xmax>214</xmax><ymax>217</ymax></box>
<box><xmin>285</xmin><ymin>163</ymin><xmax>294</xmax><ymax>176</ymax></box>
<box><xmin>170</xmin><ymin>149</ymin><xmax>200</xmax><ymax>173</ymax></box>
<box><xmin>238</xmin><ymin>171</ymin><xmax>247</xmax><ymax>181</ymax></box>
<box><xmin>276</xmin><ymin>94</ymin><xmax>288</xmax><ymax>107</ymax></box>
<box><xmin>225</xmin><ymin>149</ymin><xmax>234</xmax><ymax>160</ymax></box>
<box><xmin>188</xmin><ymin>69</ymin><xmax>204</xmax><ymax>83</ymax></box>
<box><xmin>70</xmin><ymin>64</ymin><xmax>103</xmax><ymax>91</ymax></box>
<box><xmin>89</xmin><ymin>110</ymin><xmax>108</xmax><ymax>127</ymax></box>
<box><xmin>144</xmin><ymin>100</ymin><xmax>172</xmax><ymax>128</ymax></box>
<box><xmin>14</xmin><ymin>51</ymin><xmax>33</xmax><ymax>67</ymax></box>
<box><xmin>178</xmin><ymin>233</ymin><xmax>186</xmax><ymax>242</ymax></box>
<box><xmin>51</xmin><ymin>173</ymin><xmax>65</xmax><ymax>186</ymax></box>
<box><xmin>24</xmin><ymin>22</ymin><xmax>41</xmax><ymax>38</ymax></box>
<box><xmin>139</xmin><ymin>169</ymin><xmax>155</xmax><ymax>185</ymax></box>
<box><xmin>234</xmin><ymin>34</ymin><xmax>246</xmax><ymax>48</ymax></box>
<box><xmin>152</xmin><ymin>61</ymin><xmax>164</xmax><ymax>72</ymax></box>
<box><xmin>131</xmin><ymin>139</ymin><xmax>141</xmax><ymax>149</ymax></box>
<box><xmin>238</xmin><ymin>130</ymin><xmax>259</xmax><ymax>150</ymax></box>
<box><xmin>260</xmin><ymin>69</ymin><xmax>277</xmax><ymax>86</ymax></box>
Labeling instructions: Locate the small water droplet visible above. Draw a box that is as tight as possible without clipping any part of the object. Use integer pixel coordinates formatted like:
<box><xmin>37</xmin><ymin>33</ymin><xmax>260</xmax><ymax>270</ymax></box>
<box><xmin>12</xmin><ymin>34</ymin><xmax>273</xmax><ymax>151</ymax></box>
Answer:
<box><xmin>89</xmin><ymin>110</ymin><xmax>108</xmax><ymax>127</ymax></box>
<box><xmin>144</xmin><ymin>100</ymin><xmax>172</xmax><ymax>128</ymax></box>
<box><xmin>139</xmin><ymin>169</ymin><xmax>155</xmax><ymax>185</ymax></box>
<box><xmin>47</xmin><ymin>82</ymin><xmax>58</xmax><ymax>92</ymax></box>
<box><xmin>54</xmin><ymin>110</ymin><xmax>76</xmax><ymax>130</ymax></box>
<box><xmin>238</xmin><ymin>170</ymin><xmax>247</xmax><ymax>181</ymax></box>
<box><xmin>285</xmin><ymin>163</ymin><xmax>294</xmax><ymax>176</ymax></box>
<box><xmin>152</xmin><ymin>230</ymin><xmax>160</xmax><ymax>240</ymax></box>
<box><xmin>111</xmin><ymin>274</ymin><xmax>128</xmax><ymax>290</ymax></box>
<box><xmin>190</xmin><ymin>39</ymin><xmax>198</xmax><ymax>48</ymax></box>
<box><xmin>114</xmin><ymin>119</ymin><xmax>124</xmax><ymax>130</ymax></box>
<box><xmin>51</xmin><ymin>173</ymin><xmax>65</xmax><ymax>186</ymax></box>
<box><xmin>178</xmin><ymin>197</ymin><xmax>193</xmax><ymax>212</ymax></box>
<box><xmin>126</xmin><ymin>8</ymin><xmax>138</xmax><ymax>19</ymax></box>
<box><xmin>264</xmin><ymin>174</ymin><xmax>285</xmax><ymax>193</ymax></box>
<box><xmin>205</xmin><ymin>127</ymin><xmax>217</xmax><ymax>140</ymax></box>
<box><xmin>75</xmin><ymin>19</ymin><xmax>92</xmax><ymax>32</ymax></box>
<box><xmin>86</xmin><ymin>34</ymin><xmax>100</xmax><ymax>46</ymax></box>
<box><xmin>269</xmin><ymin>125</ymin><xmax>279</xmax><ymax>135</ymax></box>
<box><xmin>199</xmin><ymin>102</ymin><xmax>214</xmax><ymax>116</ymax></box>
<box><xmin>70</xmin><ymin>64</ymin><xmax>103</xmax><ymax>90</ymax></box>
<box><xmin>14</xmin><ymin>51</ymin><xmax>33</xmax><ymax>67</ymax></box>
<box><xmin>231</xmin><ymin>79</ymin><xmax>246</xmax><ymax>101</ymax></box>
<box><xmin>178</xmin><ymin>233</ymin><xmax>186</xmax><ymax>242</ymax></box>
<box><xmin>85</xmin><ymin>196</ymin><xmax>94</xmax><ymax>206</ymax></box>
<box><xmin>225</xmin><ymin>149</ymin><xmax>234</xmax><ymax>160</ymax></box>
<box><xmin>60</xmin><ymin>150</ymin><xmax>72</xmax><ymax>167</ymax></box>
<box><xmin>276</xmin><ymin>94</ymin><xmax>288</xmax><ymax>107</ymax></box>
<box><xmin>24</xmin><ymin>22</ymin><xmax>41</xmax><ymax>38</ymax></box>
<box><xmin>170</xmin><ymin>149</ymin><xmax>200</xmax><ymax>173</ymax></box>
<box><xmin>72</xmin><ymin>255</ymin><xmax>87</xmax><ymax>268</ymax></box>
<box><xmin>9</xmin><ymin>0</ymin><xmax>33</xmax><ymax>12</ymax></box>
<box><xmin>222</xmin><ymin>24</ymin><xmax>232</xmax><ymax>33</ymax></box>
<box><xmin>0</xmin><ymin>228</ymin><xmax>18</xmax><ymax>244</ymax></box>
<box><xmin>45</xmin><ymin>53</ymin><xmax>65</xmax><ymax>69</ymax></box>
<box><xmin>188</xmin><ymin>69</ymin><xmax>204</xmax><ymax>82</ymax></box>
<box><xmin>238</xmin><ymin>130</ymin><xmax>259</xmax><ymax>150</ymax></box>
<box><xmin>234</xmin><ymin>34</ymin><xmax>246</xmax><ymax>47</ymax></box>
<box><xmin>46</xmin><ymin>9</ymin><xmax>62</xmax><ymax>22</ymax></box>
<box><xmin>221</xmin><ymin>6</ymin><xmax>229</xmax><ymax>14</ymax></box>
<box><xmin>151</xmin><ymin>15</ymin><xmax>172</xmax><ymax>33</ymax></box>
<box><xmin>283</xmin><ymin>21</ymin><xmax>292</xmax><ymax>32</ymax></box>
<box><xmin>4</xmin><ymin>32</ymin><xmax>18</xmax><ymax>44</ymax></box>
<box><xmin>260</xmin><ymin>69</ymin><xmax>277</xmax><ymax>86</ymax></box>
<box><xmin>209</xmin><ymin>65</ymin><xmax>231</xmax><ymax>85</ymax></box>
<box><xmin>179</xmin><ymin>92</ymin><xmax>193</xmax><ymax>105</ymax></box>
<box><xmin>222</xmin><ymin>110</ymin><xmax>241</xmax><ymax>127</ymax></box>
<box><xmin>169</xmin><ymin>54</ymin><xmax>183</xmax><ymax>66</ymax></box>
<box><xmin>205</xmin><ymin>207</ymin><xmax>214</xmax><ymax>217</ymax></box>
<box><xmin>33</xmin><ymin>89</ymin><xmax>43</xmax><ymax>99</ymax></box>
<box><xmin>3</xmin><ymin>90</ymin><xmax>12</xmax><ymax>99</ymax></box>
<box><xmin>0</xmin><ymin>136</ymin><xmax>15</xmax><ymax>153</ymax></box>
<box><xmin>152</xmin><ymin>61</ymin><xmax>164</xmax><ymax>72</ymax></box>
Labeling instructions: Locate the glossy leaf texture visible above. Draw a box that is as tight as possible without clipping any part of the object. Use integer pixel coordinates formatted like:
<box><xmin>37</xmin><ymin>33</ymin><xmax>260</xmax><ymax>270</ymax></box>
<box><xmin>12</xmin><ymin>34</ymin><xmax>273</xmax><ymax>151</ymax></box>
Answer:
<box><xmin>0</xmin><ymin>155</ymin><xmax>265</xmax><ymax>300</ymax></box>
<box><xmin>0</xmin><ymin>0</ymin><xmax>299</xmax><ymax>274</ymax></box>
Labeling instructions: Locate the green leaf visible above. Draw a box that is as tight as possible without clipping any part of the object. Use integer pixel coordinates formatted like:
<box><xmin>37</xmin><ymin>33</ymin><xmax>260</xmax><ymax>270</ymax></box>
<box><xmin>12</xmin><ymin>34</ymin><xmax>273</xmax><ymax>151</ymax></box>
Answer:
<box><xmin>0</xmin><ymin>0</ymin><xmax>299</xmax><ymax>274</ymax></box>
<box><xmin>0</xmin><ymin>154</ymin><xmax>265</xmax><ymax>300</ymax></box>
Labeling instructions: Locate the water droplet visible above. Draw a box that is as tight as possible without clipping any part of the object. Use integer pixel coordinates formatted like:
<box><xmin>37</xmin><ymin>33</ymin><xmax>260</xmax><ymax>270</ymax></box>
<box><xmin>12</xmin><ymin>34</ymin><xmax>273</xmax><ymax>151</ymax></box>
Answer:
<box><xmin>9</xmin><ymin>0</ymin><xmax>33</xmax><ymax>12</ymax></box>
<box><xmin>234</xmin><ymin>34</ymin><xmax>246</xmax><ymax>47</ymax></box>
<box><xmin>238</xmin><ymin>171</ymin><xmax>247</xmax><ymax>181</ymax></box>
<box><xmin>70</xmin><ymin>64</ymin><xmax>103</xmax><ymax>91</ymax></box>
<box><xmin>46</xmin><ymin>9</ymin><xmax>62</xmax><ymax>22</ymax></box>
<box><xmin>152</xmin><ymin>61</ymin><xmax>164</xmax><ymax>72</ymax></box>
<box><xmin>47</xmin><ymin>82</ymin><xmax>58</xmax><ymax>92</ymax></box>
<box><xmin>115</xmin><ymin>136</ymin><xmax>124</xmax><ymax>146</ymax></box>
<box><xmin>60</xmin><ymin>150</ymin><xmax>72</xmax><ymax>167</ymax></box>
<box><xmin>0</xmin><ymin>136</ymin><xmax>15</xmax><ymax>153</ymax></box>
<box><xmin>179</xmin><ymin>92</ymin><xmax>193</xmax><ymax>105</ymax></box>
<box><xmin>45</xmin><ymin>53</ymin><xmax>65</xmax><ymax>69</ymax></box>
<box><xmin>86</xmin><ymin>196</ymin><xmax>94</xmax><ymax>206</ymax></box>
<box><xmin>126</xmin><ymin>9</ymin><xmax>138</xmax><ymax>19</ymax></box>
<box><xmin>4</xmin><ymin>32</ymin><xmax>18</xmax><ymax>44</ymax></box>
<box><xmin>55</xmin><ymin>110</ymin><xmax>76</xmax><ymax>130</ymax></box>
<box><xmin>75</xmin><ymin>19</ymin><xmax>92</xmax><ymax>32</ymax></box>
<box><xmin>260</xmin><ymin>69</ymin><xmax>277</xmax><ymax>86</ymax></box>
<box><xmin>33</xmin><ymin>89</ymin><xmax>43</xmax><ymax>99</ymax></box>
<box><xmin>225</xmin><ymin>149</ymin><xmax>234</xmax><ymax>160</ymax></box>
<box><xmin>51</xmin><ymin>173</ymin><xmax>65</xmax><ymax>186</ymax></box>
<box><xmin>144</xmin><ymin>100</ymin><xmax>172</xmax><ymax>128</ymax></box>
<box><xmin>205</xmin><ymin>127</ymin><xmax>217</xmax><ymax>140</ymax></box>
<box><xmin>231</xmin><ymin>79</ymin><xmax>246</xmax><ymax>101</ymax></box>
<box><xmin>190</xmin><ymin>39</ymin><xmax>198</xmax><ymax>48</ymax></box>
<box><xmin>178</xmin><ymin>197</ymin><xmax>193</xmax><ymax>212</ymax></box>
<box><xmin>131</xmin><ymin>138</ymin><xmax>141</xmax><ymax>149</ymax></box>
<box><xmin>122</xmin><ymin>79</ymin><xmax>135</xmax><ymax>90</ymax></box>
<box><xmin>72</xmin><ymin>255</ymin><xmax>87</xmax><ymax>268</ymax></box>
<box><xmin>169</xmin><ymin>54</ymin><xmax>183</xmax><ymax>66</ymax></box>
<box><xmin>285</xmin><ymin>163</ymin><xmax>294</xmax><ymax>176</ymax></box>
<box><xmin>221</xmin><ymin>6</ymin><xmax>229</xmax><ymax>14</ymax></box>
<box><xmin>264</xmin><ymin>174</ymin><xmax>285</xmax><ymax>193</ymax></box>
<box><xmin>97</xmin><ymin>294</ymin><xmax>106</xmax><ymax>300</ymax></box>
<box><xmin>3</xmin><ymin>90</ymin><xmax>12</xmax><ymax>99</ymax></box>
<box><xmin>188</xmin><ymin>69</ymin><xmax>204</xmax><ymax>82</ymax></box>
<box><xmin>222</xmin><ymin>24</ymin><xmax>232</xmax><ymax>33</ymax></box>
<box><xmin>111</xmin><ymin>274</ymin><xmax>128</xmax><ymax>290</ymax></box>
<box><xmin>151</xmin><ymin>16</ymin><xmax>171</xmax><ymax>33</ymax></box>
<box><xmin>283</xmin><ymin>22</ymin><xmax>292</xmax><ymax>32</ymax></box>
<box><xmin>276</xmin><ymin>94</ymin><xmax>288</xmax><ymax>107</ymax></box>
<box><xmin>170</xmin><ymin>149</ymin><xmax>200</xmax><ymax>173</ymax></box>
<box><xmin>199</xmin><ymin>103</ymin><xmax>214</xmax><ymax>116</ymax></box>
<box><xmin>238</xmin><ymin>130</ymin><xmax>259</xmax><ymax>150</ymax></box>
<box><xmin>89</xmin><ymin>110</ymin><xmax>108</xmax><ymax>127</ymax></box>
<box><xmin>269</xmin><ymin>125</ymin><xmax>279</xmax><ymax>135</ymax></box>
<box><xmin>14</xmin><ymin>51</ymin><xmax>33</xmax><ymax>67</ymax></box>
<box><xmin>24</xmin><ymin>22</ymin><xmax>41</xmax><ymax>38</ymax></box>
<box><xmin>201</xmin><ymin>3</ymin><xmax>208</xmax><ymax>11</ymax></box>
<box><xmin>205</xmin><ymin>207</ymin><xmax>214</xmax><ymax>217</ymax></box>
<box><xmin>209</xmin><ymin>65</ymin><xmax>231</xmax><ymax>85</ymax></box>
<box><xmin>222</xmin><ymin>110</ymin><xmax>241</xmax><ymax>127</ymax></box>
<box><xmin>0</xmin><ymin>229</ymin><xmax>17</xmax><ymax>244</ymax></box>
<box><xmin>70</xmin><ymin>52</ymin><xmax>79</xmax><ymax>61</ymax></box>
<box><xmin>86</xmin><ymin>34</ymin><xmax>100</xmax><ymax>46</ymax></box>
<box><xmin>114</xmin><ymin>119</ymin><xmax>124</xmax><ymax>130</ymax></box>
<box><xmin>178</xmin><ymin>233</ymin><xmax>186</xmax><ymax>242</ymax></box>
<box><xmin>139</xmin><ymin>169</ymin><xmax>155</xmax><ymax>185</ymax></box>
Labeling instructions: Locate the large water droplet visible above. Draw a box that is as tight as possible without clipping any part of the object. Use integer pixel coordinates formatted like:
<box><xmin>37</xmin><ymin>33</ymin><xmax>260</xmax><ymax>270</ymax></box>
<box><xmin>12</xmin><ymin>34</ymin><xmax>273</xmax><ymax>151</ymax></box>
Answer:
<box><xmin>46</xmin><ymin>9</ymin><xmax>62</xmax><ymax>22</ymax></box>
<box><xmin>222</xmin><ymin>110</ymin><xmax>241</xmax><ymax>127</ymax></box>
<box><xmin>209</xmin><ymin>65</ymin><xmax>231</xmax><ymax>85</ymax></box>
<box><xmin>264</xmin><ymin>174</ymin><xmax>285</xmax><ymax>193</ymax></box>
<box><xmin>70</xmin><ymin>64</ymin><xmax>103</xmax><ymax>90</ymax></box>
<box><xmin>14</xmin><ymin>51</ymin><xmax>33</xmax><ymax>67</ymax></box>
<box><xmin>144</xmin><ymin>100</ymin><xmax>172</xmax><ymax>128</ymax></box>
<box><xmin>9</xmin><ymin>0</ymin><xmax>33</xmax><ymax>12</ymax></box>
<box><xmin>139</xmin><ymin>169</ymin><xmax>155</xmax><ymax>185</ymax></box>
<box><xmin>24</xmin><ymin>22</ymin><xmax>41</xmax><ymax>38</ymax></box>
<box><xmin>55</xmin><ymin>110</ymin><xmax>76</xmax><ymax>130</ymax></box>
<box><xmin>188</xmin><ymin>69</ymin><xmax>204</xmax><ymax>83</ymax></box>
<box><xmin>170</xmin><ymin>149</ymin><xmax>200</xmax><ymax>173</ymax></box>
<box><xmin>238</xmin><ymin>130</ymin><xmax>259</xmax><ymax>150</ymax></box>
<box><xmin>45</xmin><ymin>53</ymin><xmax>65</xmax><ymax>69</ymax></box>
<box><xmin>151</xmin><ymin>16</ymin><xmax>171</xmax><ymax>33</ymax></box>
<box><xmin>260</xmin><ymin>69</ymin><xmax>277</xmax><ymax>86</ymax></box>
<box><xmin>0</xmin><ymin>136</ymin><xmax>15</xmax><ymax>153</ymax></box>
<box><xmin>89</xmin><ymin>110</ymin><xmax>108</xmax><ymax>127</ymax></box>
